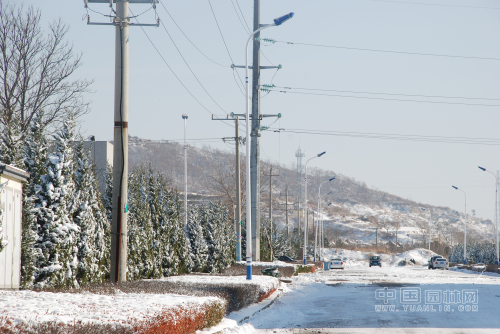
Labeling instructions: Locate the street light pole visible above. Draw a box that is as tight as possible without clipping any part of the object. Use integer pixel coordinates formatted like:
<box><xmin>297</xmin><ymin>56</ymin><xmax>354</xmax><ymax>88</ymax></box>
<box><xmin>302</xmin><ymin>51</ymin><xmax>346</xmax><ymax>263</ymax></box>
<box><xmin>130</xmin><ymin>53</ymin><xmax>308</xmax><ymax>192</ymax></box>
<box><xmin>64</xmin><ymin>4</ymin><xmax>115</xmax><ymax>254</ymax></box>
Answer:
<box><xmin>452</xmin><ymin>186</ymin><xmax>467</xmax><ymax>264</ymax></box>
<box><xmin>315</xmin><ymin>178</ymin><xmax>335</xmax><ymax>261</ymax></box>
<box><xmin>182</xmin><ymin>114</ymin><xmax>188</xmax><ymax>226</ymax></box>
<box><xmin>244</xmin><ymin>12</ymin><xmax>294</xmax><ymax>280</ymax></box>
<box><xmin>478</xmin><ymin>166</ymin><xmax>499</xmax><ymax>265</ymax></box>
<box><xmin>303</xmin><ymin>151</ymin><xmax>326</xmax><ymax>265</ymax></box>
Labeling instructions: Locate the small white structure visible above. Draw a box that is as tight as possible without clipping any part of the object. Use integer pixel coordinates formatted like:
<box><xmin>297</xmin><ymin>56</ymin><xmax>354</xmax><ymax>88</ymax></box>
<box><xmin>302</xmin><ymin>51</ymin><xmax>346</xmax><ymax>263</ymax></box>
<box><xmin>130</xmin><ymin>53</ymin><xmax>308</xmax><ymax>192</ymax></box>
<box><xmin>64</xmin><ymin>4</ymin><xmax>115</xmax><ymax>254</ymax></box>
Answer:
<box><xmin>83</xmin><ymin>140</ymin><xmax>113</xmax><ymax>193</ymax></box>
<box><xmin>0</xmin><ymin>163</ymin><xmax>29</xmax><ymax>290</ymax></box>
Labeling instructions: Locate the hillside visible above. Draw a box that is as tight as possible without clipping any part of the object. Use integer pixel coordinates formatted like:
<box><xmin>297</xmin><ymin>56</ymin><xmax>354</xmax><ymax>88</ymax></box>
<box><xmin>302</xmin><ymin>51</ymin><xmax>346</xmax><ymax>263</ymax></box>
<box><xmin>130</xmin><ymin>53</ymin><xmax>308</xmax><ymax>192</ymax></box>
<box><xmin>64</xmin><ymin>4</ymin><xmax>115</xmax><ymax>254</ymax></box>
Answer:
<box><xmin>127</xmin><ymin>135</ymin><xmax>493</xmax><ymax>247</ymax></box>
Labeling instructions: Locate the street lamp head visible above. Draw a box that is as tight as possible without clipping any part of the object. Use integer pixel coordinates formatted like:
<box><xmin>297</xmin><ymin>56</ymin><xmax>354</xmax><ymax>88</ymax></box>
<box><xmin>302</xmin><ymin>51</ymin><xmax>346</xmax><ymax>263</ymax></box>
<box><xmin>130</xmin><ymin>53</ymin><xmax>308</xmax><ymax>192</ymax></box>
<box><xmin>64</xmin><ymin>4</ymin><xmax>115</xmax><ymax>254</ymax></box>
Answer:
<box><xmin>452</xmin><ymin>186</ymin><xmax>458</xmax><ymax>190</ymax></box>
<box><xmin>182</xmin><ymin>114</ymin><xmax>188</xmax><ymax>119</ymax></box>
<box><xmin>273</xmin><ymin>12</ymin><xmax>294</xmax><ymax>26</ymax></box>
<box><xmin>329</xmin><ymin>177</ymin><xmax>335</xmax><ymax>182</ymax></box>
<box><xmin>317</xmin><ymin>151</ymin><xmax>326</xmax><ymax>158</ymax></box>
<box><xmin>478</xmin><ymin>166</ymin><xmax>486</xmax><ymax>172</ymax></box>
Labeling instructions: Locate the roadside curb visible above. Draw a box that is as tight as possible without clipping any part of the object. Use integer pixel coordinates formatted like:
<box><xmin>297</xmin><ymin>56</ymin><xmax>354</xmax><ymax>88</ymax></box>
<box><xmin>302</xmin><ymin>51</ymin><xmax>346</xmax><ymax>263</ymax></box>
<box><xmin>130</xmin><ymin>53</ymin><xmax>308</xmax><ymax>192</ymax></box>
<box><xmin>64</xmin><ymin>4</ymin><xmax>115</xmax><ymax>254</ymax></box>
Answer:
<box><xmin>198</xmin><ymin>283</ymin><xmax>284</xmax><ymax>333</ymax></box>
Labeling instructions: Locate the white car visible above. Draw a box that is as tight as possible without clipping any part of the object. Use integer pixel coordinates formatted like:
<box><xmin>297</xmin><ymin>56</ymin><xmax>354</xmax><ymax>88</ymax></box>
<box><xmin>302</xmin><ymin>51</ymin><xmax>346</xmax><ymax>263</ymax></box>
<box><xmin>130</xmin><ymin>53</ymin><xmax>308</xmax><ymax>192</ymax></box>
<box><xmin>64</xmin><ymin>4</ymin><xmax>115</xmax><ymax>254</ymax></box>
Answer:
<box><xmin>429</xmin><ymin>257</ymin><xmax>449</xmax><ymax>270</ymax></box>
<box><xmin>330</xmin><ymin>258</ymin><xmax>345</xmax><ymax>270</ymax></box>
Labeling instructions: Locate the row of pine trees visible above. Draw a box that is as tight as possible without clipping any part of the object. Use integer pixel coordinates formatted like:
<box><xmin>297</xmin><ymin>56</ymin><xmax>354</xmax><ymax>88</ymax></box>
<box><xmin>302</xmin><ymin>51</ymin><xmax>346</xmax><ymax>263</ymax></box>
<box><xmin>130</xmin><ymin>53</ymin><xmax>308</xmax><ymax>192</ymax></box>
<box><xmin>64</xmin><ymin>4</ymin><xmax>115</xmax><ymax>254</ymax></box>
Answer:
<box><xmin>0</xmin><ymin>115</ymin><xmax>236</xmax><ymax>289</ymax></box>
<box><xmin>449</xmin><ymin>241</ymin><xmax>498</xmax><ymax>264</ymax></box>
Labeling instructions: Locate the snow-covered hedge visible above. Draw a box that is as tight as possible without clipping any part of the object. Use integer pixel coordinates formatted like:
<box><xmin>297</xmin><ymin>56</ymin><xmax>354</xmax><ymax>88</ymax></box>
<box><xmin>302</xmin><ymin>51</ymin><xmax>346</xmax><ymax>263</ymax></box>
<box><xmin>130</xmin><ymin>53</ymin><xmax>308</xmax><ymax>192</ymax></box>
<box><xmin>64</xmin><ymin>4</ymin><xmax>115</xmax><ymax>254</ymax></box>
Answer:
<box><xmin>0</xmin><ymin>289</ymin><xmax>225</xmax><ymax>334</ymax></box>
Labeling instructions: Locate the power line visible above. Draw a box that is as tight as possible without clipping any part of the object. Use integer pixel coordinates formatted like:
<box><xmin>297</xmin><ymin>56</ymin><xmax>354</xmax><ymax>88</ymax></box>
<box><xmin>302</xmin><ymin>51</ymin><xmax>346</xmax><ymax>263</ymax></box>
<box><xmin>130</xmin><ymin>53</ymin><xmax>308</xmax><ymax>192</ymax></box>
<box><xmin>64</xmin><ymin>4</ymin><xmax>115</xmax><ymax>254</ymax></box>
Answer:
<box><xmin>272</xmin><ymin>40</ymin><xmax>500</xmax><ymax>61</ymax></box>
<box><xmin>271</xmin><ymin>128</ymin><xmax>500</xmax><ymax>146</ymax></box>
<box><xmin>157</xmin><ymin>13</ymin><xmax>230</xmax><ymax>115</ymax></box>
<box><xmin>273</xmin><ymin>85</ymin><xmax>500</xmax><ymax>102</ymax></box>
<box><xmin>158</xmin><ymin>2</ymin><xmax>228</xmax><ymax>67</ymax></box>
<box><xmin>266</xmin><ymin>89</ymin><xmax>500</xmax><ymax>107</ymax></box>
<box><xmin>207</xmin><ymin>0</ymin><xmax>245</xmax><ymax>91</ymax></box>
<box><xmin>230</xmin><ymin>0</ymin><xmax>251</xmax><ymax>34</ymax></box>
<box><xmin>129</xmin><ymin>9</ymin><xmax>224</xmax><ymax>121</ymax></box>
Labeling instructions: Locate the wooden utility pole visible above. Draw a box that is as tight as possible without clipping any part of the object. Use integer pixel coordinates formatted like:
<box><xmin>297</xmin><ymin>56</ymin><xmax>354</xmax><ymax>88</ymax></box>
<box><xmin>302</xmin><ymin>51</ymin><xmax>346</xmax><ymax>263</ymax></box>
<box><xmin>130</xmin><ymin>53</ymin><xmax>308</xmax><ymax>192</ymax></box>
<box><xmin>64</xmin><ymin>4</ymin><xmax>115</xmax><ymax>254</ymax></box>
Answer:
<box><xmin>86</xmin><ymin>0</ymin><xmax>158</xmax><ymax>282</ymax></box>
<box><xmin>264</xmin><ymin>167</ymin><xmax>279</xmax><ymax>250</ymax></box>
<box><xmin>211</xmin><ymin>115</ymin><xmax>243</xmax><ymax>261</ymax></box>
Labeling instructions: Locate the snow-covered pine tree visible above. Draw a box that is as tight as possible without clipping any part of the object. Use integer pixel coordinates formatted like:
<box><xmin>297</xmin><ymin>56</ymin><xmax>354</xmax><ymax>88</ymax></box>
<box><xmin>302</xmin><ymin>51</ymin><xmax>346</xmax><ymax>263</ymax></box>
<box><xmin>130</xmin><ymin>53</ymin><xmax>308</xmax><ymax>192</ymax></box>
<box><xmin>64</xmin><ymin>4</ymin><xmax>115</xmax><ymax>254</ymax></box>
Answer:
<box><xmin>127</xmin><ymin>166</ymin><xmax>155</xmax><ymax>280</ymax></box>
<box><xmin>157</xmin><ymin>177</ymin><xmax>176</xmax><ymax>277</ymax></box>
<box><xmin>20</xmin><ymin>195</ymin><xmax>37</xmax><ymax>289</ymax></box>
<box><xmin>220</xmin><ymin>203</ymin><xmax>235</xmax><ymax>269</ymax></box>
<box><xmin>101</xmin><ymin>163</ymin><xmax>113</xmax><ymax>223</ymax></box>
<box><xmin>186</xmin><ymin>204</ymin><xmax>208</xmax><ymax>272</ymax></box>
<box><xmin>171</xmin><ymin>191</ymin><xmax>193</xmax><ymax>275</ymax></box>
<box><xmin>21</xmin><ymin>112</ymin><xmax>48</xmax><ymax>288</ymax></box>
<box><xmin>73</xmin><ymin>140</ymin><xmax>109</xmax><ymax>285</ymax></box>
<box><xmin>34</xmin><ymin>118</ymin><xmax>80</xmax><ymax>288</ymax></box>
<box><xmin>204</xmin><ymin>202</ymin><xmax>225</xmax><ymax>273</ymax></box>
<box><xmin>147</xmin><ymin>164</ymin><xmax>163</xmax><ymax>278</ymax></box>
<box><xmin>0</xmin><ymin>117</ymin><xmax>23</xmax><ymax>168</ymax></box>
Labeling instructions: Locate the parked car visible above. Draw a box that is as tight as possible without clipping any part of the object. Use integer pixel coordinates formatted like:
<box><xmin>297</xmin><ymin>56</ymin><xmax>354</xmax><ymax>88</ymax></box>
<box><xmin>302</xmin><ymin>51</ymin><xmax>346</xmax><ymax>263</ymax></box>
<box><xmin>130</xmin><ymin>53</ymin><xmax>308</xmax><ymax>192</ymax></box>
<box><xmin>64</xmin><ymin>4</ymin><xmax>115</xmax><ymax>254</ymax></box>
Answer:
<box><xmin>369</xmin><ymin>256</ymin><xmax>382</xmax><ymax>267</ymax></box>
<box><xmin>330</xmin><ymin>258</ymin><xmax>345</xmax><ymax>270</ymax></box>
<box><xmin>278</xmin><ymin>255</ymin><xmax>297</xmax><ymax>263</ymax></box>
<box><xmin>428</xmin><ymin>256</ymin><xmax>448</xmax><ymax>269</ymax></box>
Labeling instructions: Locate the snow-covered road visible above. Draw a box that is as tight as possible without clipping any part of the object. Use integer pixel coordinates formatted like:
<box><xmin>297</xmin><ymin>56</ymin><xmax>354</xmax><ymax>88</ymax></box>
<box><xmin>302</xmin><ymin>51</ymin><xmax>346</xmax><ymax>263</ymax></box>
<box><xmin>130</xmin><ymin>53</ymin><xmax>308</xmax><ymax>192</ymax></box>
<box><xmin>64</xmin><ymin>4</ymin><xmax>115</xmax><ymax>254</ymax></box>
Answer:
<box><xmin>219</xmin><ymin>265</ymin><xmax>500</xmax><ymax>334</ymax></box>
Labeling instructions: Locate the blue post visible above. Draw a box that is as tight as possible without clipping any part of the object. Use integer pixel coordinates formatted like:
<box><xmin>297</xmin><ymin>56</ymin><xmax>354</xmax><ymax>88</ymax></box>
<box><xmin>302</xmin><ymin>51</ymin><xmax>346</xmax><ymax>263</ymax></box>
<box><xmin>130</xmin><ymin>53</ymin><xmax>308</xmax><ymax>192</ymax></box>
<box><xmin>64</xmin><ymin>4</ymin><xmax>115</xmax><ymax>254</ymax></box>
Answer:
<box><xmin>246</xmin><ymin>257</ymin><xmax>252</xmax><ymax>280</ymax></box>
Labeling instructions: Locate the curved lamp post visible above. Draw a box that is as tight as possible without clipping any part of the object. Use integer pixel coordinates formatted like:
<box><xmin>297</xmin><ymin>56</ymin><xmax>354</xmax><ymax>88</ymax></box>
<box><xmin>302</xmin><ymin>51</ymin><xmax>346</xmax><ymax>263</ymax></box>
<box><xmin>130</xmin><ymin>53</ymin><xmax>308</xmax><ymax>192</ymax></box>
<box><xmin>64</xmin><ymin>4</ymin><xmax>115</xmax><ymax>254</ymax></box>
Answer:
<box><xmin>452</xmin><ymin>185</ymin><xmax>467</xmax><ymax>264</ymax></box>
<box><xmin>315</xmin><ymin>178</ymin><xmax>335</xmax><ymax>261</ymax></box>
<box><xmin>244</xmin><ymin>12</ymin><xmax>294</xmax><ymax>280</ymax></box>
<box><xmin>303</xmin><ymin>151</ymin><xmax>326</xmax><ymax>264</ymax></box>
<box><xmin>478</xmin><ymin>166</ymin><xmax>499</xmax><ymax>265</ymax></box>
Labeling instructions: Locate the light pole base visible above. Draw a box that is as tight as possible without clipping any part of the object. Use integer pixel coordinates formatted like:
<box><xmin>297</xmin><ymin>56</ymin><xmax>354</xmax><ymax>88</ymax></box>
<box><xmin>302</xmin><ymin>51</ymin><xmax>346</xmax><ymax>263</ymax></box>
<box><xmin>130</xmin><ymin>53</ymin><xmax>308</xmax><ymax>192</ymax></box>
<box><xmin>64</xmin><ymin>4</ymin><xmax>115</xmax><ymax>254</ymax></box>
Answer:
<box><xmin>246</xmin><ymin>264</ymin><xmax>252</xmax><ymax>280</ymax></box>
<box><xmin>303</xmin><ymin>258</ymin><xmax>307</xmax><ymax>265</ymax></box>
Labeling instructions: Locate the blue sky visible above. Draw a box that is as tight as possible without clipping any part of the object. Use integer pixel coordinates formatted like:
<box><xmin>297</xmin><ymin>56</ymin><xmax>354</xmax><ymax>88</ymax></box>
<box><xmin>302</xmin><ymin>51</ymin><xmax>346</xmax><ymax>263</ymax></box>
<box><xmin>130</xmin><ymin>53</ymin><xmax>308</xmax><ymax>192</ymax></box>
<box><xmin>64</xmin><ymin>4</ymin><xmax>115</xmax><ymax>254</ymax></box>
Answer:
<box><xmin>14</xmin><ymin>0</ymin><xmax>500</xmax><ymax>223</ymax></box>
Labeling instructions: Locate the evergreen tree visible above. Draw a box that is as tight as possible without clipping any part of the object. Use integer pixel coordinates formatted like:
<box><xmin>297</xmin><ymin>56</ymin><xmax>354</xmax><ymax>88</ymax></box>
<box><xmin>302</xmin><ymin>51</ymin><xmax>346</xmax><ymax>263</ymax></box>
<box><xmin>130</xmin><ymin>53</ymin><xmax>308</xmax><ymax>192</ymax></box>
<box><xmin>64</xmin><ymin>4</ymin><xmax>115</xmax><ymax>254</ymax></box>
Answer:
<box><xmin>21</xmin><ymin>112</ymin><xmax>48</xmax><ymax>288</ymax></box>
<box><xmin>0</xmin><ymin>118</ymin><xmax>23</xmax><ymax>167</ymax></box>
<box><xmin>34</xmin><ymin>118</ymin><xmax>80</xmax><ymax>288</ymax></box>
<box><xmin>186</xmin><ymin>204</ymin><xmax>208</xmax><ymax>272</ymax></box>
<box><xmin>73</xmin><ymin>140</ymin><xmax>109</xmax><ymax>284</ymax></box>
<box><xmin>101</xmin><ymin>163</ymin><xmax>113</xmax><ymax>223</ymax></box>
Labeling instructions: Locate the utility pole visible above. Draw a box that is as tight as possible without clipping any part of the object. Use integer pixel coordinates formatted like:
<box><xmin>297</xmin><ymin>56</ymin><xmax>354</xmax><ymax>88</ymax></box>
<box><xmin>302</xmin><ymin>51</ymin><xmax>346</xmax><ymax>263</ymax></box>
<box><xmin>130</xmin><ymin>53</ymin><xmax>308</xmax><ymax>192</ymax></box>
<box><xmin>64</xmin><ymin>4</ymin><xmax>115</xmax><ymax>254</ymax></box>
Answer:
<box><xmin>86</xmin><ymin>0</ymin><xmax>158</xmax><ymax>282</ymax></box>
<box><xmin>285</xmin><ymin>186</ymin><xmax>289</xmax><ymax>236</ymax></box>
<box><xmin>230</xmin><ymin>0</ymin><xmax>281</xmax><ymax>261</ymax></box>
<box><xmin>211</xmin><ymin>115</ymin><xmax>244</xmax><ymax>261</ymax></box>
<box><xmin>228</xmin><ymin>111</ymin><xmax>281</xmax><ymax>261</ymax></box>
<box><xmin>376</xmin><ymin>227</ymin><xmax>378</xmax><ymax>248</ymax></box>
<box><xmin>277</xmin><ymin>187</ymin><xmax>294</xmax><ymax>237</ymax></box>
<box><xmin>251</xmin><ymin>0</ymin><xmax>262</xmax><ymax>262</ymax></box>
<box><xmin>182</xmin><ymin>114</ymin><xmax>188</xmax><ymax>226</ymax></box>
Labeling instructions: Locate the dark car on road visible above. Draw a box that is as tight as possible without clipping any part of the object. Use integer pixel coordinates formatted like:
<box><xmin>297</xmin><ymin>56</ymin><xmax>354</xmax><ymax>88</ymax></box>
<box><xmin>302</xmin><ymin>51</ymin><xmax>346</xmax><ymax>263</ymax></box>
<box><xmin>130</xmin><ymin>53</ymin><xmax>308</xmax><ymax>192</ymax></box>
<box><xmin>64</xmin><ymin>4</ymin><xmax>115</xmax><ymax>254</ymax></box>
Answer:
<box><xmin>369</xmin><ymin>256</ymin><xmax>382</xmax><ymax>267</ymax></box>
<box><xmin>278</xmin><ymin>256</ymin><xmax>297</xmax><ymax>263</ymax></box>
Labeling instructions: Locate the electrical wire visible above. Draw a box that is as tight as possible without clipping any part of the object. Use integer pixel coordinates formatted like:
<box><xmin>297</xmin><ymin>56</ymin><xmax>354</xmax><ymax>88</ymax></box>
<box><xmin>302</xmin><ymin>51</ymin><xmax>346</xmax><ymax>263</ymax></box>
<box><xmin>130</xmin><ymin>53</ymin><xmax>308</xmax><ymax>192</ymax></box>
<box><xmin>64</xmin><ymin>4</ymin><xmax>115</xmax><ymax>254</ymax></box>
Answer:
<box><xmin>266</xmin><ymin>89</ymin><xmax>500</xmax><ymax>107</ymax></box>
<box><xmin>273</xmin><ymin>85</ymin><xmax>500</xmax><ymax>102</ymax></box>
<box><xmin>157</xmin><ymin>13</ymin><xmax>230</xmax><ymax>115</ymax></box>
<box><xmin>158</xmin><ymin>2</ymin><xmax>228</xmax><ymax>68</ymax></box>
<box><xmin>129</xmin><ymin>10</ymin><xmax>225</xmax><ymax>122</ymax></box>
<box><xmin>273</xmin><ymin>40</ymin><xmax>500</xmax><ymax>61</ymax></box>
<box><xmin>207</xmin><ymin>0</ymin><xmax>246</xmax><ymax>91</ymax></box>
<box><xmin>230</xmin><ymin>0</ymin><xmax>251</xmax><ymax>34</ymax></box>
<box><xmin>271</xmin><ymin>128</ymin><xmax>500</xmax><ymax>146</ymax></box>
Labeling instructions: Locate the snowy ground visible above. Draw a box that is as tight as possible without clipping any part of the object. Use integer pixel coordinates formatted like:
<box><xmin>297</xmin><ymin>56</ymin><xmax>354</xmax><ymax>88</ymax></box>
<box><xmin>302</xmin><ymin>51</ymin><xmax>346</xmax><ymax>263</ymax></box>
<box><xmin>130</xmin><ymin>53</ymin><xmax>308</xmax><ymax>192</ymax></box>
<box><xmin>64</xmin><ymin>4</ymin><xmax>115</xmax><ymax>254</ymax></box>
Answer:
<box><xmin>215</xmin><ymin>249</ymin><xmax>500</xmax><ymax>334</ymax></box>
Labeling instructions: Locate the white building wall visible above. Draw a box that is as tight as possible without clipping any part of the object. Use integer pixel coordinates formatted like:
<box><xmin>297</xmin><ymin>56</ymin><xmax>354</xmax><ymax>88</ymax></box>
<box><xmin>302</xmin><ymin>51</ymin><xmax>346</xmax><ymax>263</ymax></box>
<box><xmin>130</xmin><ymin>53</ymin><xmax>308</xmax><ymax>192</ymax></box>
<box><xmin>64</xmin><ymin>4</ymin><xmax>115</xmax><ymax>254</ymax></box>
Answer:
<box><xmin>0</xmin><ymin>175</ymin><xmax>23</xmax><ymax>289</ymax></box>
